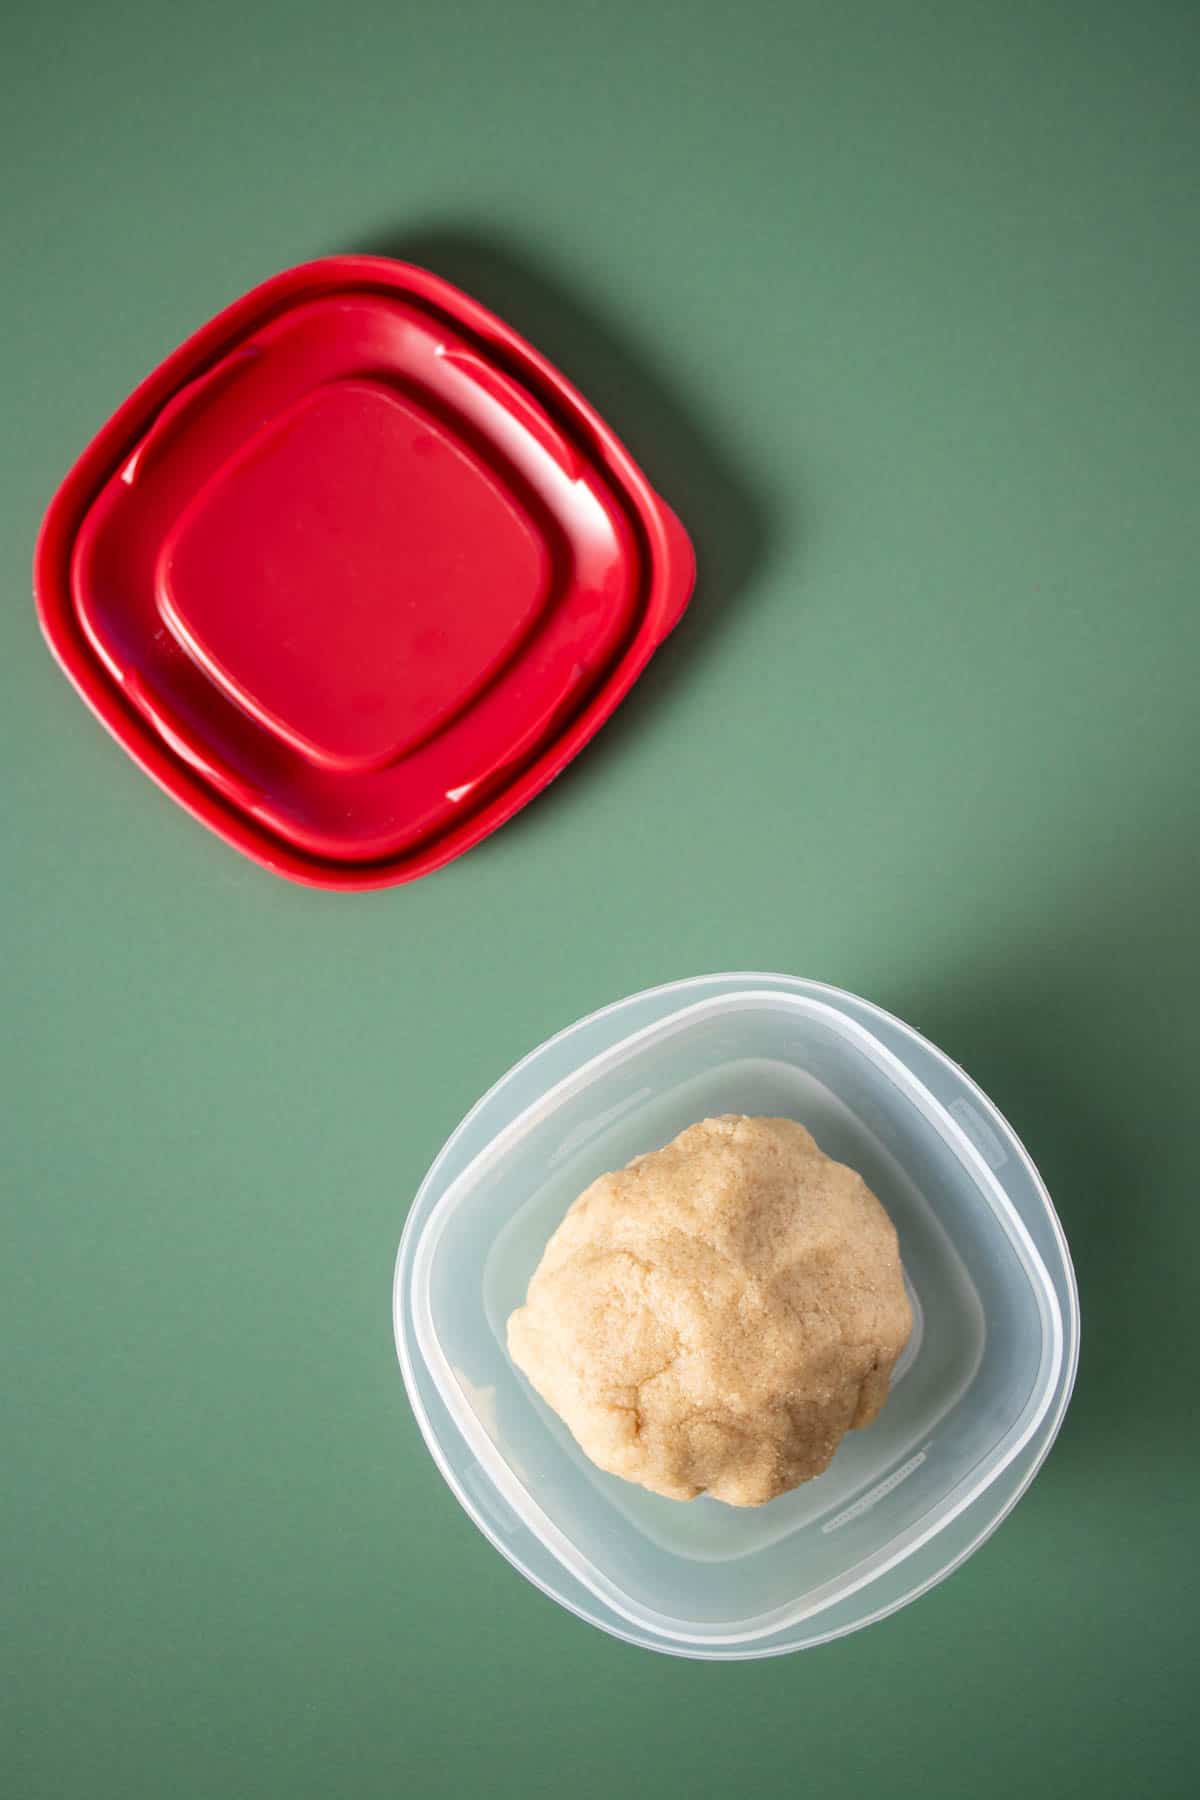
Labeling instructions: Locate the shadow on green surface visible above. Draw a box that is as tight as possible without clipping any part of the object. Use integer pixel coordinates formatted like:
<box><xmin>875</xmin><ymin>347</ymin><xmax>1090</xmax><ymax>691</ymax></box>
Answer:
<box><xmin>884</xmin><ymin>850</ymin><xmax>1198</xmax><ymax>1478</ymax></box>
<box><xmin>348</xmin><ymin>221</ymin><xmax>779</xmax><ymax>810</ymax></box>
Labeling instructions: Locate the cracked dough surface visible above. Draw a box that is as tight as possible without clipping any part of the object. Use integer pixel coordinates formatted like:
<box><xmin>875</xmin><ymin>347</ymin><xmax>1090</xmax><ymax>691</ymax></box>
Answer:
<box><xmin>506</xmin><ymin>1116</ymin><xmax>912</xmax><ymax>1506</ymax></box>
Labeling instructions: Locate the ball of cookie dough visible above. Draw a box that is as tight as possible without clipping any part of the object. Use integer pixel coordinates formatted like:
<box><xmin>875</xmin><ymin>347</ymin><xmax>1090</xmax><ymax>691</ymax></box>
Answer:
<box><xmin>507</xmin><ymin>1116</ymin><xmax>912</xmax><ymax>1506</ymax></box>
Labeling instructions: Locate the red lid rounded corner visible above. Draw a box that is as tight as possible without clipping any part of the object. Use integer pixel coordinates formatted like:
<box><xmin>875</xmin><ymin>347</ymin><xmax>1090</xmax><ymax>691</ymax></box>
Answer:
<box><xmin>33</xmin><ymin>255</ymin><xmax>696</xmax><ymax>888</ymax></box>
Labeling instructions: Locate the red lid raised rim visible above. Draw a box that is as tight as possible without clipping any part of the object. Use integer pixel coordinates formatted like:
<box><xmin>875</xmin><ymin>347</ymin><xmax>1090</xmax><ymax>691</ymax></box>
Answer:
<box><xmin>35</xmin><ymin>256</ymin><xmax>695</xmax><ymax>888</ymax></box>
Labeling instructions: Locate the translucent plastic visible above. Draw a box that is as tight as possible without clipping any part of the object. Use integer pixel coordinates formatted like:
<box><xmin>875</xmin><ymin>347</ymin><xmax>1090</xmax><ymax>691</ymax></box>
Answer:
<box><xmin>394</xmin><ymin>977</ymin><xmax>1078</xmax><ymax>1656</ymax></box>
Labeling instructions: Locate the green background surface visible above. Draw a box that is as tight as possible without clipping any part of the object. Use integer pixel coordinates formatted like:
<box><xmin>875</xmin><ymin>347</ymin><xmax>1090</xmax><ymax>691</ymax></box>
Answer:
<box><xmin>4</xmin><ymin>1</ymin><xmax>1200</xmax><ymax>1794</ymax></box>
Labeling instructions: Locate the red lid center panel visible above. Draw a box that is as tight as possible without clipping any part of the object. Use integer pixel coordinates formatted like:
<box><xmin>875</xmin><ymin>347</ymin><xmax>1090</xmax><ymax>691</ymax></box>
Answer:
<box><xmin>71</xmin><ymin>293</ymin><xmax>641</xmax><ymax>861</ymax></box>
<box><xmin>158</xmin><ymin>380</ymin><xmax>551</xmax><ymax>773</ymax></box>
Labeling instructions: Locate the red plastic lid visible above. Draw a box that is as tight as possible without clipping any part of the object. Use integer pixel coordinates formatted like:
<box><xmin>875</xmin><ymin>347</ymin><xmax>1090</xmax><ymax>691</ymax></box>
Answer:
<box><xmin>35</xmin><ymin>257</ymin><xmax>694</xmax><ymax>887</ymax></box>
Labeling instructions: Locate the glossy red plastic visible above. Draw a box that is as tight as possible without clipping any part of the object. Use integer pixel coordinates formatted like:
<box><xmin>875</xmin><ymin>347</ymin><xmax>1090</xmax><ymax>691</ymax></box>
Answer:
<box><xmin>35</xmin><ymin>257</ymin><xmax>695</xmax><ymax>887</ymax></box>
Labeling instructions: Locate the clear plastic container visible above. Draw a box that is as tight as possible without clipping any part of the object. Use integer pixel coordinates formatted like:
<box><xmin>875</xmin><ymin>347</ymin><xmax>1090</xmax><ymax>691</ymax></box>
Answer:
<box><xmin>394</xmin><ymin>976</ymin><xmax>1079</xmax><ymax>1657</ymax></box>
